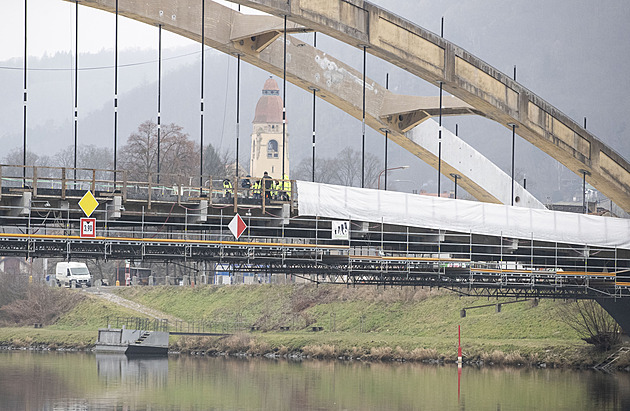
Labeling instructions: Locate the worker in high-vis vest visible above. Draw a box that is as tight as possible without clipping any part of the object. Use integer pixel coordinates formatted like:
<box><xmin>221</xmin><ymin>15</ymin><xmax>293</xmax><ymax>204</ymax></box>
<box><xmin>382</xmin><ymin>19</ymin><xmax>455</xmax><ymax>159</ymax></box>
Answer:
<box><xmin>282</xmin><ymin>174</ymin><xmax>291</xmax><ymax>200</ymax></box>
<box><xmin>252</xmin><ymin>180</ymin><xmax>261</xmax><ymax>199</ymax></box>
<box><xmin>222</xmin><ymin>178</ymin><xmax>233</xmax><ymax>198</ymax></box>
<box><xmin>271</xmin><ymin>178</ymin><xmax>280</xmax><ymax>199</ymax></box>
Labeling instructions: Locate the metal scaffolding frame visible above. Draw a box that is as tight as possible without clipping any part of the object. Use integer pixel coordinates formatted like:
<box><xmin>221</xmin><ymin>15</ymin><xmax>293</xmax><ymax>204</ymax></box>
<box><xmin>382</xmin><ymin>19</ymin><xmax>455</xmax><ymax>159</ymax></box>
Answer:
<box><xmin>1</xmin><ymin>165</ymin><xmax>629</xmax><ymax>298</ymax></box>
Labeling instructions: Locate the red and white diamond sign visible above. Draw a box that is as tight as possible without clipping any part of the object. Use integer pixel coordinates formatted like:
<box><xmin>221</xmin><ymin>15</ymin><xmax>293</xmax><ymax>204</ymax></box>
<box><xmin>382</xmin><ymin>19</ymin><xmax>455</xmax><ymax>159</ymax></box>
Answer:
<box><xmin>228</xmin><ymin>214</ymin><xmax>247</xmax><ymax>239</ymax></box>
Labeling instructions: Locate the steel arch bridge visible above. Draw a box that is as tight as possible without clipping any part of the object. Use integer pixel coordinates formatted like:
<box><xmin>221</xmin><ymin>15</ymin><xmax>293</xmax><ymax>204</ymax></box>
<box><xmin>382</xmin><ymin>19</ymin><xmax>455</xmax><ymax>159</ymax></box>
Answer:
<box><xmin>62</xmin><ymin>0</ymin><xmax>630</xmax><ymax>212</ymax></box>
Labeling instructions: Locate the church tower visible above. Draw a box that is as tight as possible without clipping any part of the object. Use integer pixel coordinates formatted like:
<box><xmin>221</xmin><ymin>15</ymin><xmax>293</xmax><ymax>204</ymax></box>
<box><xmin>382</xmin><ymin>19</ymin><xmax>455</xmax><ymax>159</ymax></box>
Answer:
<box><xmin>250</xmin><ymin>77</ymin><xmax>288</xmax><ymax>179</ymax></box>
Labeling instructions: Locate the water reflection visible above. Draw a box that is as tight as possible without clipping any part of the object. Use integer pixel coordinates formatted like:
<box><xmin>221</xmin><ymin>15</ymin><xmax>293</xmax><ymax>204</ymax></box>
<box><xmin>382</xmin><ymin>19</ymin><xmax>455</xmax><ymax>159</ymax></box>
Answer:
<box><xmin>586</xmin><ymin>371</ymin><xmax>630</xmax><ymax>410</ymax></box>
<box><xmin>96</xmin><ymin>353</ymin><xmax>168</xmax><ymax>387</ymax></box>
<box><xmin>0</xmin><ymin>351</ymin><xmax>629</xmax><ymax>410</ymax></box>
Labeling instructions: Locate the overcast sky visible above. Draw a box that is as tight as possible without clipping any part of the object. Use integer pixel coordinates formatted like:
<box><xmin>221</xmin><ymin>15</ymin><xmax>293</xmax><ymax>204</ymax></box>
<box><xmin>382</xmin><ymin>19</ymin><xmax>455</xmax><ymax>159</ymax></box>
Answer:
<box><xmin>1</xmin><ymin>0</ymin><xmax>628</xmax><ymax>204</ymax></box>
<box><xmin>1</xmin><ymin>0</ymin><xmax>262</xmax><ymax>61</ymax></box>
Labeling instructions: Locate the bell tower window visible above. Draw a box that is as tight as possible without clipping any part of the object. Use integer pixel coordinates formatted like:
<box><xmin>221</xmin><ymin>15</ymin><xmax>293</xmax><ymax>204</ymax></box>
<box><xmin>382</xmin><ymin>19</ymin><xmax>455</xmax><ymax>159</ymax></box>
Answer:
<box><xmin>267</xmin><ymin>139</ymin><xmax>279</xmax><ymax>158</ymax></box>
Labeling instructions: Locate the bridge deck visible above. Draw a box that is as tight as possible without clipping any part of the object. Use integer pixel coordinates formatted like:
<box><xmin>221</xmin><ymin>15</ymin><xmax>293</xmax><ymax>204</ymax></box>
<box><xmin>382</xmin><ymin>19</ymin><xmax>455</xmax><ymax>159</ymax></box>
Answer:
<box><xmin>1</xmin><ymin>168</ymin><xmax>628</xmax><ymax>299</ymax></box>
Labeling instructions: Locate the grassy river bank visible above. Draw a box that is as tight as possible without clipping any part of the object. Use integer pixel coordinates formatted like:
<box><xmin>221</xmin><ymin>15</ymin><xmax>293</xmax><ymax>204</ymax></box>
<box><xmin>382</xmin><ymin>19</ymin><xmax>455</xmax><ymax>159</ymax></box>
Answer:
<box><xmin>0</xmin><ymin>284</ymin><xmax>626</xmax><ymax>369</ymax></box>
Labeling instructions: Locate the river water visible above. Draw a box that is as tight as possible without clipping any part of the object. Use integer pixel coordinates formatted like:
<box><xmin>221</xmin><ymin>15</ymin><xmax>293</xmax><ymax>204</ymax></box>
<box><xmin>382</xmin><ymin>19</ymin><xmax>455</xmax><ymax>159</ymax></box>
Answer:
<box><xmin>1</xmin><ymin>350</ymin><xmax>629</xmax><ymax>410</ymax></box>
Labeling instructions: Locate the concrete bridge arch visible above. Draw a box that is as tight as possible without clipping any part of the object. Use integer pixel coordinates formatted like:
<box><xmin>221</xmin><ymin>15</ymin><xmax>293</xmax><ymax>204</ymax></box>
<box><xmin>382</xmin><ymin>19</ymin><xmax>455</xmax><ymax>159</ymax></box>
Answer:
<box><xmin>59</xmin><ymin>1</ymin><xmax>629</xmax><ymax>212</ymax></box>
<box><xmin>228</xmin><ymin>0</ymin><xmax>630</xmax><ymax>213</ymax></box>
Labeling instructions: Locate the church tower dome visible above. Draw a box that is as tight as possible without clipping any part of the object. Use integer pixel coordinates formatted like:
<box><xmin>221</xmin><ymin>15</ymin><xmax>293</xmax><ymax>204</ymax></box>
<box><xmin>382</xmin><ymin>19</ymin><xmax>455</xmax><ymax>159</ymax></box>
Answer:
<box><xmin>253</xmin><ymin>77</ymin><xmax>285</xmax><ymax>124</ymax></box>
<box><xmin>250</xmin><ymin>77</ymin><xmax>289</xmax><ymax>179</ymax></box>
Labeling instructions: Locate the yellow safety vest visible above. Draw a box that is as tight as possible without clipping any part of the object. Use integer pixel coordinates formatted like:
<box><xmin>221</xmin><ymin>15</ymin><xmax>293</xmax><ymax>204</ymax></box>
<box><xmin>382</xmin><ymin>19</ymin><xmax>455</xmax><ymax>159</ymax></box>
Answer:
<box><xmin>283</xmin><ymin>175</ymin><xmax>291</xmax><ymax>198</ymax></box>
<box><xmin>271</xmin><ymin>180</ymin><xmax>280</xmax><ymax>196</ymax></box>
<box><xmin>223</xmin><ymin>180</ymin><xmax>233</xmax><ymax>194</ymax></box>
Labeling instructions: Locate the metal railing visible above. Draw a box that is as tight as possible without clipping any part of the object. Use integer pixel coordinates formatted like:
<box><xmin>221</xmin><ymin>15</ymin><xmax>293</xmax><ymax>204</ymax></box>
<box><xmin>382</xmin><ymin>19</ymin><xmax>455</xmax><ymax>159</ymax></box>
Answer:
<box><xmin>0</xmin><ymin>164</ymin><xmax>296</xmax><ymax>212</ymax></box>
<box><xmin>106</xmin><ymin>316</ymin><xmax>250</xmax><ymax>334</ymax></box>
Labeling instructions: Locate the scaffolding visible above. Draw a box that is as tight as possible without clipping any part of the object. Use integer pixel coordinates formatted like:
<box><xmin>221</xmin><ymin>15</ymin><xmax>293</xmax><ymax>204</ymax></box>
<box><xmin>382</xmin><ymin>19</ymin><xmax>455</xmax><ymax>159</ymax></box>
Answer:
<box><xmin>1</xmin><ymin>165</ymin><xmax>629</xmax><ymax>299</ymax></box>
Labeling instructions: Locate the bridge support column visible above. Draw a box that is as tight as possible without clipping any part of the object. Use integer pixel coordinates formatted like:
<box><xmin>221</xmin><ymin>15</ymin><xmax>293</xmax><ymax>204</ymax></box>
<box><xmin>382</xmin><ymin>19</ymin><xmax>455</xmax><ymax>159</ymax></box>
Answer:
<box><xmin>106</xmin><ymin>195</ymin><xmax>123</xmax><ymax>219</ymax></box>
<box><xmin>597</xmin><ymin>299</ymin><xmax>630</xmax><ymax>335</ymax></box>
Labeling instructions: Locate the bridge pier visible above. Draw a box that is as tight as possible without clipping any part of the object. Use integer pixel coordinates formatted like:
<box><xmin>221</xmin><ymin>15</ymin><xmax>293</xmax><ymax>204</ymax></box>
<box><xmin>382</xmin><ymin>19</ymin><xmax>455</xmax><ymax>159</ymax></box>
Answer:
<box><xmin>597</xmin><ymin>299</ymin><xmax>630</xmax><ymax>335</ymax></box>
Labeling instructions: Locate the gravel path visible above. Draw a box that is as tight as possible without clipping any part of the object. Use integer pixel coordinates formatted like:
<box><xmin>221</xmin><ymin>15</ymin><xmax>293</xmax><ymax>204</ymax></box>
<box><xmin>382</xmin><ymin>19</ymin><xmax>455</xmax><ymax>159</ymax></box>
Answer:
<box><xmin>86</xmin><ymin>287</ymin><xmax>184</xmax><ymax>323</ymax></box>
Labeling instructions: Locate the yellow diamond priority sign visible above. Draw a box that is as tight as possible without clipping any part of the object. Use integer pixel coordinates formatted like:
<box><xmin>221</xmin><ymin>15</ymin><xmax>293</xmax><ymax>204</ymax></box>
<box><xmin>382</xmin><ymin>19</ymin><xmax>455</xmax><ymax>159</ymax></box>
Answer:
<box><xmin>78</xmin><ymin>191</ymin><xmax>99</xmax><ymax>217</ymax></box>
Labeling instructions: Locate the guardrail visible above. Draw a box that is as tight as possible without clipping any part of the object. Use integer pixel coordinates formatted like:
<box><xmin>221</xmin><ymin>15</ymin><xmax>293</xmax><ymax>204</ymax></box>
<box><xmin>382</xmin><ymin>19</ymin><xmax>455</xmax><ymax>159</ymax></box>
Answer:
<box><xmin>106</xmin><ymin>316</ymin><xmax>251</xmax><ymax>334</ymax></box>
<box><xmin>0</xmin><ymin>164</ymin><xmax>296</xmax><ymax>212</ymax></box>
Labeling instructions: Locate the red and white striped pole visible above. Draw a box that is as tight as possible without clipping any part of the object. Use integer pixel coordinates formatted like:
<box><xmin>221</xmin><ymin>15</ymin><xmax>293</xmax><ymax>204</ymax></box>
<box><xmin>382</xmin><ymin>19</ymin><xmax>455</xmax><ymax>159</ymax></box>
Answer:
<box><xmin>458</xmin><ymin>325</ymin><xmax>462</xmax><ymax>365</ymax></box>
<box><xmin>458</xmin><ymin>325</ymin><xmax>462</xmax><ymax>402</ymax></box>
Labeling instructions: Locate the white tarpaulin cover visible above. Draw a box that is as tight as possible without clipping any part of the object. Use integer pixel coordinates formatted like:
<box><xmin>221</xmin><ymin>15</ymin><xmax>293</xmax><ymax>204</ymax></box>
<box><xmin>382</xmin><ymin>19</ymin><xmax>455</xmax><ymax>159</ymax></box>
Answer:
<box><xmin>296</xmin><ymin>181</ymin><xmax>630</xmax><ymax>250</ymax></box>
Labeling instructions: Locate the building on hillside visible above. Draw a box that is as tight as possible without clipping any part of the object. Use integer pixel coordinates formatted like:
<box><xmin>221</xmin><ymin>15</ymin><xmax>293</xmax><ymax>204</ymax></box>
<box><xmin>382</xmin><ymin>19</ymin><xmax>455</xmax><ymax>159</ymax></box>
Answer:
<box><xmin>0</xmin><ymin>257</ymin><xmax>31</xmax><ymax>276</ymax></box>
<box><xmin>250</xmin><ymin>77</ymin><xmax>289</xmax><ymax>179</ymax></box>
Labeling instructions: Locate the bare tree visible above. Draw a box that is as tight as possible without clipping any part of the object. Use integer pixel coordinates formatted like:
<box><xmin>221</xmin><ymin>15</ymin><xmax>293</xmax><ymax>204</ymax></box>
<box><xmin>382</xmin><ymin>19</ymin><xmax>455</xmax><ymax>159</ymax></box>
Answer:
<box><xmin>0</xmin><ymin>271</ymin><xmax>28</xmax><ymax>309</ymax></box>
<box><xmin>53</xmin><ymin>145</ymin><xmax>114</xmax><ymax>181</ymax></box>
<box><xmin>2</xmin><ymin>148</ymin><xmax>49</xmax><ymax>167</ymax></box>
<box><xmin>293</xmin><ymin>147</ymin><xmax>380</xmax><ymax>188</ymax></box>
<box><xmin>332</xmin><ymin>148</ymin><xmax>363</xmax><ymax>186</ymax></box>
<box><xmin>118</xmin><ymin>120</ymin><xmax>199</xmax><ymax>185</ymax></box>
<box><xmin>54</xmin><ymin>145</ymin><xmax>113</xmax><ymax>169</ymax></box>
<box><xmin>556</xmin><ymin>300</ymin><xmax>620</xmax><ymax>351</ymax></box>
<box><xmin>2</xmin><ymin>148</ymin><xmax>53</xmax><ymax>179</ymax></box>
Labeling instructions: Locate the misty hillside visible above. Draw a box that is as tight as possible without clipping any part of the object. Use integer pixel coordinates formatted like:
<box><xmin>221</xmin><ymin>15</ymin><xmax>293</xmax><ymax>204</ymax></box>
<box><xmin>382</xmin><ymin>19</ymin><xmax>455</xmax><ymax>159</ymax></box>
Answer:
<box><xmin>0</xmin><ymin>0</ymin><xmax>628</xmax><ymax>204</ymax></box>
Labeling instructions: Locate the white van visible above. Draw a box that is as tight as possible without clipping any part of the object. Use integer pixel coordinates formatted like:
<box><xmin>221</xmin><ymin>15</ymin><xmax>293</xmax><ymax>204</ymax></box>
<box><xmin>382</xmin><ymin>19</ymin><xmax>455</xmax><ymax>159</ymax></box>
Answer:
<box><xmin>56</xmin><ymin>262</ymin><xmax>92</xmax><ymax>288</ymax></box>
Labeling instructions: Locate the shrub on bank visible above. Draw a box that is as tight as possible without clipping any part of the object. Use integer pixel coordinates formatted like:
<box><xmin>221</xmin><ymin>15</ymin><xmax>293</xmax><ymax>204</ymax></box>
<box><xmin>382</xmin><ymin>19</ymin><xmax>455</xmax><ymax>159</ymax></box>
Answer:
<box><xmin>0</xmin><ymin>284</ymin><xmax>83</xmax><ymax>327</ymax></box>
<box><xmin>303</xmin><ymin>344</ymin><xmax>337</xmax><ymax>359</ymax></box>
